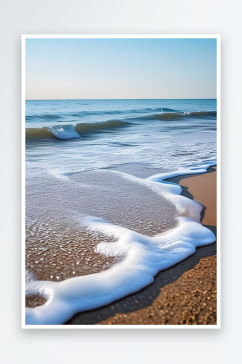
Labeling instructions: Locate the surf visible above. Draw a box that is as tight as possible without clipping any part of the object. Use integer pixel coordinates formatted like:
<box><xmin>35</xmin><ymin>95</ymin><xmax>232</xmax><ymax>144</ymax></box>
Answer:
<box><xmin>25</xmin><ymin>119</ymin><xmax>130</xmax><ymax>140</ymax></box>
<box><xmin>143</xmin><ymin>110</ymin><xmax>217</xmax><ymax>121</ymax></box>
<box><xmin>25</xmin><ymin>165</ymin><xmax>216</xmax><ymax>325</ymax></box>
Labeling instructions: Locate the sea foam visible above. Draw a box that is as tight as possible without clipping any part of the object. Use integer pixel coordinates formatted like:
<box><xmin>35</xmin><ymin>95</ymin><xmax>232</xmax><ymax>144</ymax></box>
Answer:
<box><xmin>48</xmin><ymin>125</ymin><xmax>80</xmax><ymax>139</ymax></box>
<box><xmin>25</xmin><ymin>166</ymin><xmax>216</xmax><ymax>325</ymax></box>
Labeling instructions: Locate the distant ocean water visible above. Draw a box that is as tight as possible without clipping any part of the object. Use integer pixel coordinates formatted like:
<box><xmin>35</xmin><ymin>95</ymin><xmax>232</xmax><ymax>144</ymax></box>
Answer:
<box><xmin>25</xmin><ymin>99</ymin><xmax>217</xmax><ymax>325</ymax></box>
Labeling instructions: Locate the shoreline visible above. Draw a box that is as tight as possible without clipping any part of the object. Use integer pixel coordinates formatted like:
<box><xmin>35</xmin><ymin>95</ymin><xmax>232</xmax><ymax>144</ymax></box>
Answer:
<box><xmin>65</xmin><ymin>165</ymin><xmax>217</xmax><ymax>325</ymax></box>
<box><xmin>166</xmin><ymin>165</ymin><xmax>217</xmax><ymax>228</ymax></box>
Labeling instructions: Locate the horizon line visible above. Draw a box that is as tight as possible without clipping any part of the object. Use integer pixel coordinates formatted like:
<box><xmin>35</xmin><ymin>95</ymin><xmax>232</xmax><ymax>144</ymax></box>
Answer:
<box><xmin>25</xmin><ymin>98</ymin><xmax>217</xmax><ymax>101</ymax></box>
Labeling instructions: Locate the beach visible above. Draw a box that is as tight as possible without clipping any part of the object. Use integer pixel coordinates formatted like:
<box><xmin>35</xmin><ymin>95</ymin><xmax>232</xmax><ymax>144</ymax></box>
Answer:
<box><xmin>66</xmin><ymin>166</ymin><xmax>217</xmax><ymax>325</ymax></box>
<box><xmin>25</xmin><ymin>99</ymin><xmax>217</xmax><ymax>325</ymax></box>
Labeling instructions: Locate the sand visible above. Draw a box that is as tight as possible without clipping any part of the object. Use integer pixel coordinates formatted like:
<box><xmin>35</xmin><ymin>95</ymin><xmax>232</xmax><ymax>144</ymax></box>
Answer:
<box><xmin>66</xmin><ymin>166</ymin><xmax>217</xmax><ymax>325</ymax></box>
<box><xmin>171</xmin><ymin>166</ymin><xmax>217</xmax><ymax>226</ymax></box>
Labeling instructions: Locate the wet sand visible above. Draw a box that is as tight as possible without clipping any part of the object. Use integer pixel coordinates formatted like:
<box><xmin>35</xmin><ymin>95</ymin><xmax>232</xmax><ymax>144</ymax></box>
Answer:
<box><xmin>66</xmin><ymin>166</ymin><xmax>217</xmax><ymax>325</ymax></box>
<box><xmin>172</xmin><ymin>166</ymin><xmax>217</xmax><ymax>226</ymax></box>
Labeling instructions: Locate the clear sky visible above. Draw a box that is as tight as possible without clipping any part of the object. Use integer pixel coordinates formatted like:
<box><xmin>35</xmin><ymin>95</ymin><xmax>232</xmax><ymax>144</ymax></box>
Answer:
<box><xmin>25</xmin><ymin>38</ymin><xmax>217</xmax><ymax>100</ymax></box>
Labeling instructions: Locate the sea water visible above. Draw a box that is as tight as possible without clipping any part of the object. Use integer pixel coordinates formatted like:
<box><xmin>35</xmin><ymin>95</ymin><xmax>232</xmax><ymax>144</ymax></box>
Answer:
<box><xmin>25</xmin><ymin>99</ymin><xmax>217</xmax><ymax>325</ymax></box>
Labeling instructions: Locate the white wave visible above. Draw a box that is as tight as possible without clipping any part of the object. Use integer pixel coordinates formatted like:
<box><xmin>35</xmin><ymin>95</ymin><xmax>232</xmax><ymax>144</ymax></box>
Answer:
<box><xmin>48</xmin><ymin>125</ymin><xmax>80</xmax><ymax>139</ymax></box>
<box><xmin>25</xmin><ymin>166</ymin><xmax>216</xmax><ymax>325</ymax></box>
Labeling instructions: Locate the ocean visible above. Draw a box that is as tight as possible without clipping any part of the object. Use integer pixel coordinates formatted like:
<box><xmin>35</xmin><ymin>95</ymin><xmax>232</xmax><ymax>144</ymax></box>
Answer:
<box><xmin>25</xmin><ymin>99</ymin><xmax>217</xmax><ymax>325</ymax></box>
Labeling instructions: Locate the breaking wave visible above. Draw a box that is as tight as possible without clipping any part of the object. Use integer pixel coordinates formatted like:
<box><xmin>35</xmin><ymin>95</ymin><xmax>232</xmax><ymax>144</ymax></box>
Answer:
<box><xmin>26</xmin><ymin>120</ymin><xmax>129</xmax><ymax>140</ymax></box>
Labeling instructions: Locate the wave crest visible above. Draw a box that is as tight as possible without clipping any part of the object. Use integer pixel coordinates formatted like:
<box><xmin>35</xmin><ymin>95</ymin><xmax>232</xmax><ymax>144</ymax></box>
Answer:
<box><xmin>144</xmin><ymin>110</ymin><xmax>217</xmax><ymax>121</ymax></box>
<box><xmin>26</xmin><ymin>120</ymin><xmax>129</xmax><ymax>140</ymax></box>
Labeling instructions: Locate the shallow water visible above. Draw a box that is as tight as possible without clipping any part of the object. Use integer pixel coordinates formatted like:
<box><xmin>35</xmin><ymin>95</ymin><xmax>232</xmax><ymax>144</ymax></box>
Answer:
<box><xmin>25</xmin><ymin>99</ymin><xmax>217</xmax><ymax>324</ymax></box>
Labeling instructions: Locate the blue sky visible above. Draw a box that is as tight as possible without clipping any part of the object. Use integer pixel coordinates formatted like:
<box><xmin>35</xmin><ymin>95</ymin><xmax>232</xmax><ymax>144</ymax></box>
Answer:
<box><xmin>25</xmin><ymin>38</ymin><xmax>217</xmax><ymax>99</ymax></box>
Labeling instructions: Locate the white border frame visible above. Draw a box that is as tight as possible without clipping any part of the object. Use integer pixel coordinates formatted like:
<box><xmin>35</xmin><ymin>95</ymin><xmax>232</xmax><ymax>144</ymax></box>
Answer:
<box><xmin>21</xmin><ymin>34</ymin><xmax>221</xmax><ymax>329</ymax></box>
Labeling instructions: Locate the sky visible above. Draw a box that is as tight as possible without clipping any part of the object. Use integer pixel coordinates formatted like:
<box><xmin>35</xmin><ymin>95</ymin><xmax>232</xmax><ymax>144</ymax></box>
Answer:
<box><xmin>25</xmin><ymin>37</ymin><xmax>217</xmax><ymax>100</ymax></box>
